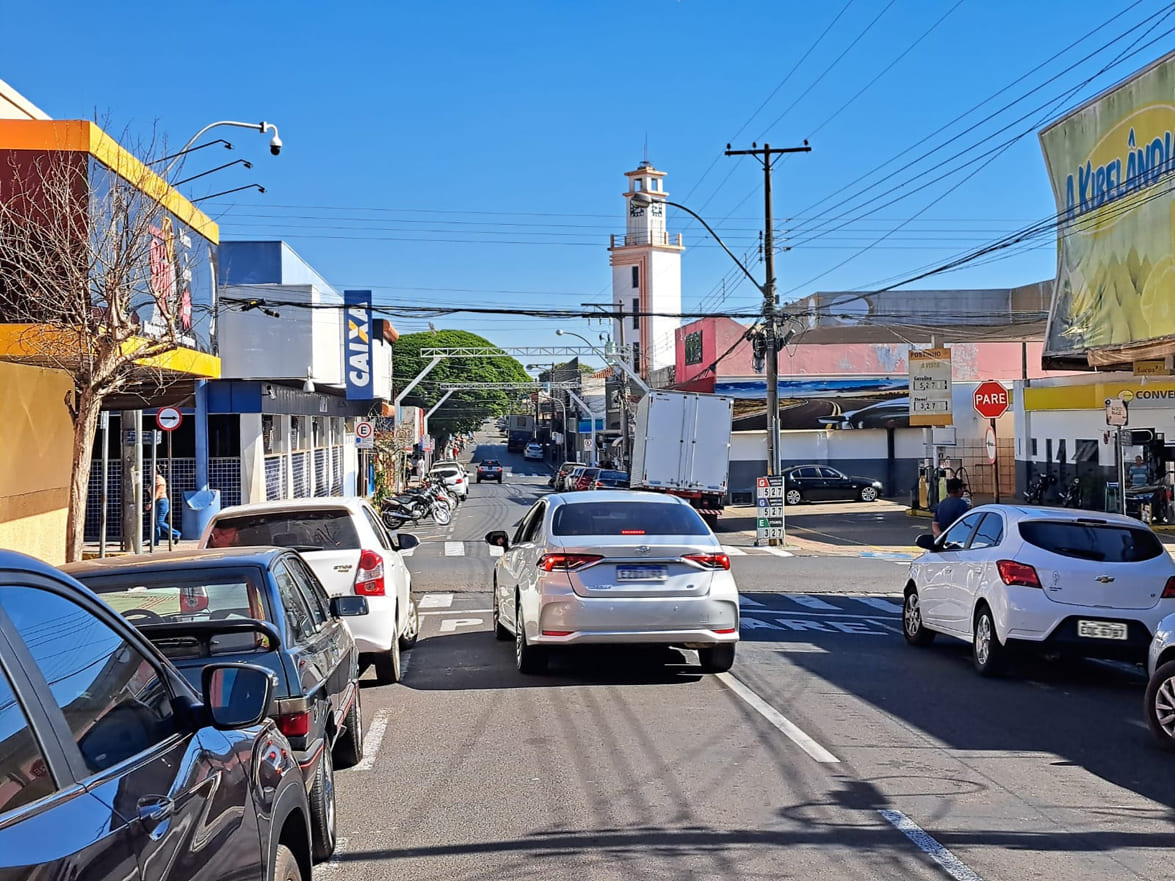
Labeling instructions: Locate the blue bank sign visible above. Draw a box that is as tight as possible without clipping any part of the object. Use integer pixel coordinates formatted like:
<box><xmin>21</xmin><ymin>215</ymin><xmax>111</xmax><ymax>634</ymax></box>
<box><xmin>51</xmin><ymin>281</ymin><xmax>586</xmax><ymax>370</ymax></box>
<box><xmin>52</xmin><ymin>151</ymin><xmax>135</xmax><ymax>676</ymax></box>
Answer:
<box><xmin>344</xmin><ymin>290</ymin><xmax>374</xmax><ymax>400</ymax></box>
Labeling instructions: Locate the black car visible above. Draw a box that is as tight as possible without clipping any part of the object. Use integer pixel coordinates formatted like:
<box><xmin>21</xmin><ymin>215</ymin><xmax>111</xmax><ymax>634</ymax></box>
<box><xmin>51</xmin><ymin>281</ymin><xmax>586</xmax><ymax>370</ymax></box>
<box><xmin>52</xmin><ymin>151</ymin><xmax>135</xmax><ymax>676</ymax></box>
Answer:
<box><xmin>65</xmin><ymin>547</ymin><xmax>370</xmax><ymax>863</ymax></box>
<box><xmin>782</xmin><ymin>465</ymin><xmax>884</xmax><ymax>504</ymax></box>
<box><xmin>0</xmin><ymin>549</ymin><xmax>313</xmax><ymax>881</ymax></box>
<box><xmin>477</xmin><ymin>459</ymin><xmax>504</xmax><ymax>483</ymax></box>
<box><xmin>590</xmin><ymin>469</ymin><xmax>631</xmax><ymax>490</ymax></box>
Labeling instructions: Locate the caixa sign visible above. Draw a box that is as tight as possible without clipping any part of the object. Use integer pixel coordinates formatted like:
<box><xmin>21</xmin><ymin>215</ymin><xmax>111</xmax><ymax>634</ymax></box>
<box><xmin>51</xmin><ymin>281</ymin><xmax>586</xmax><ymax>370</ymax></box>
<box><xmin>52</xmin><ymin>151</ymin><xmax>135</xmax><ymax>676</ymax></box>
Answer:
<box><xmin>344</xmin><ymin>290</ymin><xmax>374</xmax><ymax>400</ymax></box>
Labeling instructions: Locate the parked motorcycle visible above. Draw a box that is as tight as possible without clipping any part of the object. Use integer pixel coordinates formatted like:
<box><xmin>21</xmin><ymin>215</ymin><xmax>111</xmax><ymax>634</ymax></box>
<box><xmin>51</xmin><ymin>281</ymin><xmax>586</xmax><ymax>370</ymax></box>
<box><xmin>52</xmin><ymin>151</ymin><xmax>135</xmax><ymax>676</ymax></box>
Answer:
<box><xmin>381</xmin><ymin>483</ymin><xmax>452</xmax><ymax>527</ymax></box>
<box><xmin>1023</xmin><ymin>471</ymin><xmax>1057</xmax><ymax>505</ymax></box>
<box><xmin>1058</xmin><ymin>476</ymin><xmax>1082</xmax><ymax>508</ymax></box>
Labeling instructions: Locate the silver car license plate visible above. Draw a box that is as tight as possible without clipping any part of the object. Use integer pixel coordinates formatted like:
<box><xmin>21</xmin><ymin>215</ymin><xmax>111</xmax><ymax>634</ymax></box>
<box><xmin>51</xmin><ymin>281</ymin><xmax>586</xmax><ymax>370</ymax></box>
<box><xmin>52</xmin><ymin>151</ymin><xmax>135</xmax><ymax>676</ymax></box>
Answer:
<box><xmin>1077</xmin><ymin>620</ymin><xmax>1128</xmax><ymax>640</ymax></box>
<box><xmin>616</xmin><ymin>565</ymin><xmax>668</xmax><ymax>582</ymax></box>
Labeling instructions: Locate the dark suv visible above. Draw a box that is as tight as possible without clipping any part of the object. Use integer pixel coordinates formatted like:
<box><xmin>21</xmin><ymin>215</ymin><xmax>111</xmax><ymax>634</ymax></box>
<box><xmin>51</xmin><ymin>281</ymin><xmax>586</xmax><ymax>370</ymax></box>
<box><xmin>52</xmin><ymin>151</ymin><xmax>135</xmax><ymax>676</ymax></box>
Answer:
<box><xmin>0</xmin><ymin>549</ymin><xmax>313</xmax><ymax>881</ymax></box>
<box><xmin>65</xmin><ymin>547</ymin><xmax>369</xmax><ymax>862</ymax></box>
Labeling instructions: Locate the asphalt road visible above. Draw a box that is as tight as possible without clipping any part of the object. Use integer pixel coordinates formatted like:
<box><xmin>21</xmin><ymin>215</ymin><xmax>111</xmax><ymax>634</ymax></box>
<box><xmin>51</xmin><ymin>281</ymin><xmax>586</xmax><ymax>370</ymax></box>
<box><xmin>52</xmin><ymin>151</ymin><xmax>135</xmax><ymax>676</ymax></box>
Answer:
<box><xmin>328</xmin><ymin>429</ymin><xmax>1175</xmax><ymax>881</ymax></box>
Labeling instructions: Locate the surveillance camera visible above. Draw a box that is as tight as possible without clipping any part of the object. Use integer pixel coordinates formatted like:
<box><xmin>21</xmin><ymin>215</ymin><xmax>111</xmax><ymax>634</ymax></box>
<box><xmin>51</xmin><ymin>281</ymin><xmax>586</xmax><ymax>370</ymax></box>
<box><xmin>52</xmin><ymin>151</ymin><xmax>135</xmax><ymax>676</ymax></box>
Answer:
<box><xmin>269</xmin><ymin>134</ymin><xmax>282</xmax><ymax>156</ymax></box>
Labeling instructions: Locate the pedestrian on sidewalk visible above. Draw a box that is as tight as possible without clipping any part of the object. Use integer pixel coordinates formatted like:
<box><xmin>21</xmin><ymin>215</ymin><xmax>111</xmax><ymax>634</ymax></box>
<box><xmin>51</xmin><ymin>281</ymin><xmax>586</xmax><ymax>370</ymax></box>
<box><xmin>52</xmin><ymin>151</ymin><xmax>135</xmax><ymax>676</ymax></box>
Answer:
<box><xmin>147</xmin><ymin>472</ymin><xmax>181</xmax><ymax>543</ymax></box>
<box><xmin>932</xmin><ymin>478</ymin><xmax>970</xmax><ymax>538</ymax></box>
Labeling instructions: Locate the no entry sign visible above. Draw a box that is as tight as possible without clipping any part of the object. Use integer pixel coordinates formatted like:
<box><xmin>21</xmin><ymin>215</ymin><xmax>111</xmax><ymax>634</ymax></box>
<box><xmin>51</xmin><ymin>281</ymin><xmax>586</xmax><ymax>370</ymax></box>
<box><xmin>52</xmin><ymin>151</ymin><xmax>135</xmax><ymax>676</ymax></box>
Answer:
<box><xmin>973</xmin><ymin>381</ymin><xmax>1009</xmax><ymax>419</ymax></box>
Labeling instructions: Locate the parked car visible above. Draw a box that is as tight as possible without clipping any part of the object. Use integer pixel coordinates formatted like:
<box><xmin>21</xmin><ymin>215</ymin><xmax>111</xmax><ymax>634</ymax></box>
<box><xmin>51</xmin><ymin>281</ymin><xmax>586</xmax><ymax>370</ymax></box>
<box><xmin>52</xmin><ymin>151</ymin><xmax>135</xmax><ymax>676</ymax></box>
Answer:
<box><xmin>484</xmin><ymin>491</ymin><xmax>740</xmax><ymax>675</ymax></box>
<box><xmin>591</xmin><ymin>469</ymin><xmax>630</xmax><ymax>490</ymax></box>
<box><xmin>902</xmin><ymin>505</ymin><xmax>1175</xmax><ymax>676</ymax></box>
<box><xmin>574</xmin><ymin>467</ymin><xmax>602</xmax><ymax>491</ymax></box>
<box><xmin>564</xmin><ymin>466</ymin><xmax>587</xmax><ymax>490</ymax></box>
<box><xmin>429</xmin><ymin>461</ymin><xmax>468</xmax><ymax>499</ymax></box>
<box><xmin>199</xmin><ymin>498</ymin><xmax>420</xmax><ymax>684</ymax></box>
<box><xmin>65</xmin><ymin>547</ymin><xmax>370</xmax><ymax>861</ymax></box>
<box><xmin>1145</xmin><ymin>613</ymin><xmax>1175</xmax><ymax>749</ymax></box>
<box><xmin>477</xmin><ymin>459</ymin><xmax>504</xmax><ymax>483</ymax></box>
<box><xmin>782</xmin><ymin>464</ymin><xmax>883</xmax><ymax>504</ymax></box>
<box><xmin>0</xmin><ymin>549</ymin><xmax>314</xmax><ymax>881</ymax></box>
<box><xmin>554</xmin><ymin>460</ymin><xmax>585</xmax><ymax>491</ymax></box>
<box><xmin>524</xmin><ymin>442</ymin><xmax>544</xmax><ymax>461</ymax></box>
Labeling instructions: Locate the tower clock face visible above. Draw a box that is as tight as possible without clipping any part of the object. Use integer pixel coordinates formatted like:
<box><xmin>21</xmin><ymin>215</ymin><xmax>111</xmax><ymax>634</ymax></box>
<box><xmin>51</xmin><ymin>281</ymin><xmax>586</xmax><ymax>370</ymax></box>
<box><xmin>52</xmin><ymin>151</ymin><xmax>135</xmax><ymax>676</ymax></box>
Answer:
<box><xmin>629</xmin><ymin>203</ymin><xmax>646</xmax><ymax>217</ymax></box>
<box><xmin>650</xmin><ymin>201</ymin><xmax>663</xmax><ymax>217</ymax></box>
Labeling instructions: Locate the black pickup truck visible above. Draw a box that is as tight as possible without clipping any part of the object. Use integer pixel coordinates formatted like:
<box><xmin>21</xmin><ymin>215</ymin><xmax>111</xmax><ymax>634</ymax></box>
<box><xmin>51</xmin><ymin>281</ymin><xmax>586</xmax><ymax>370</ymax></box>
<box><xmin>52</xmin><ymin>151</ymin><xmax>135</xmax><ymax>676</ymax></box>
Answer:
<box><xmin>65</xmin><ymin>547</ymin><xmax>369</xmax><ymax>863</ymax></box>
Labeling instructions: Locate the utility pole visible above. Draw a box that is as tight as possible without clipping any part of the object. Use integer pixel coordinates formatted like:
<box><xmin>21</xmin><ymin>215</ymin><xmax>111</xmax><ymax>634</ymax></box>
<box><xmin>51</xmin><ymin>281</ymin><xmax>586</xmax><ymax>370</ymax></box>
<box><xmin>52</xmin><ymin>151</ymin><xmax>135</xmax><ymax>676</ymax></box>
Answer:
<box><xmin>581</xmin><ymin>301</ymin><xmax>634</xmax><ymax>470</ymax></box>
<box><xmin>725</xmin><ymin>141</ymin><xmax>810</xmax><ymax>477</ymax></box>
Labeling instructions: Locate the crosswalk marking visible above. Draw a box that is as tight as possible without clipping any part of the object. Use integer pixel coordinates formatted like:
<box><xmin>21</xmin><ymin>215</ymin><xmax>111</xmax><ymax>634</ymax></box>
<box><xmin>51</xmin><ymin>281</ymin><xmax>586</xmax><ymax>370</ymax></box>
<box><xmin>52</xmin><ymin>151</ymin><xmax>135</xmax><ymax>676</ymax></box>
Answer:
<box><xmin>789</xmin><ymin>594</ymin><xmax>841</xmax><ymax>611</ymax></box>
<box><xmin>722</xmin><ymin>545</ymin><xmax>746</xmax><ymax>556</ymax></box>
<box><xmin>855</xmin><ymin>597</ymin><xmax>903</xmax><ymax>614</ymax></box>
<box><xmin>444</xmin><ymin>542</ymin><xmax>465</xmax><ymax>556</ymax></box>
<box><xmin>419</xmin><ymin>593</ymin><xmax>453</xmax><ymax>609</ymax></box>
<box><xmin>761</xmin><ymin>546</ymin><xmax>794</xmax><ymax>557</ymax></box>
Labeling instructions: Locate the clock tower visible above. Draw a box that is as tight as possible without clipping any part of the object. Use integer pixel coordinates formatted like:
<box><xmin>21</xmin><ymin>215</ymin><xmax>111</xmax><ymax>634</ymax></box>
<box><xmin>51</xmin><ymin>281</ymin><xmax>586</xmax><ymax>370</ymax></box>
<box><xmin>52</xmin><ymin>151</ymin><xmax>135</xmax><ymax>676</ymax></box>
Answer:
<box><xmin>608</xmin><ymin>161</ymin><xmax>684</xmax><ymax>382</ymax></box>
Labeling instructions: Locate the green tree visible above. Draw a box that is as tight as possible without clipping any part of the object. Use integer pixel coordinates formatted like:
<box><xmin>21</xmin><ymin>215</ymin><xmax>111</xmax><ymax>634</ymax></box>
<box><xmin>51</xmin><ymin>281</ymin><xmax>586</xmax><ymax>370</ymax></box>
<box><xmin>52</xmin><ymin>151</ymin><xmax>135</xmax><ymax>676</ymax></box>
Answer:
<box><xmin>392</xmin><ymin>330</ymin><xmax>531</xmax><ymax>438</ymax></box>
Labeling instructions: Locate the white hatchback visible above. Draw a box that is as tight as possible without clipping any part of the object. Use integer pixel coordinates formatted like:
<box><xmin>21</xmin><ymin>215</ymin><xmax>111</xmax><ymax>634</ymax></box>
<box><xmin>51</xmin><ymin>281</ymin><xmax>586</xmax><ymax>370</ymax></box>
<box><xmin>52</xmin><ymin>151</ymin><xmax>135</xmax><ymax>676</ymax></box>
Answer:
<box><xmin>485</xmin><ymin>491</ymin><xmax>740</xmax><ymax>674</ymax></box>
<box><xmin>200</xmin><ymin>497</ymin><xmax>420</xmax><ymax>684</ymax></box>
<box><xmin>429</xmin><ymin>461</ymin><xmax>468</xmax><ymax>499</ymax></box>
<box><xmin>903</xmin><ymin>504</ymin><xmax>1175</xmax><ymax>676</ymax></box>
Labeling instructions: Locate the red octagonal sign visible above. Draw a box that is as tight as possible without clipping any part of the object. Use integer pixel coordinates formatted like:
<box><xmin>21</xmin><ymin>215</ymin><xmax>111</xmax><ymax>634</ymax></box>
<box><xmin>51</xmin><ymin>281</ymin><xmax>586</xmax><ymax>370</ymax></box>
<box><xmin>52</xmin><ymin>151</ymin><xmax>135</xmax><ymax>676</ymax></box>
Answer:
<box><xmin>973</xmin><ymin>381</ymin><xmax>1009</xmax><ymax>419</ymax></box>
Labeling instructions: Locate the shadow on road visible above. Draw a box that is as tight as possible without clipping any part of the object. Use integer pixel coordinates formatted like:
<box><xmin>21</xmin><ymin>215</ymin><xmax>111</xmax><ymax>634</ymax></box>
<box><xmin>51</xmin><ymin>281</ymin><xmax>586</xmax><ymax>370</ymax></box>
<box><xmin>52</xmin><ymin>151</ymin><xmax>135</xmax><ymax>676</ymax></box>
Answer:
<box><xmin>401</xmin><ymin>630</ymin><xmax>706</xmax><ymax>690</ymax></box>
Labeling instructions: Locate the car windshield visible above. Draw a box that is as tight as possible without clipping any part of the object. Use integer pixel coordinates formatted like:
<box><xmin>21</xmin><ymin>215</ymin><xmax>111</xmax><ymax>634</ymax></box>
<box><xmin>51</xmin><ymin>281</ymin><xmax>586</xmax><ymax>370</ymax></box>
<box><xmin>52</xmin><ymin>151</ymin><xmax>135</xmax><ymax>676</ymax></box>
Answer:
<box><xmin>208</xmin><ymin>509</ymin><xmax>360</xmax><ymax>550</ymax></box>
<box><xmin>1018</xmin><ymin>520</ymin><xmax>1165</xmax><ymax>562</ymax></box>
<box><xmin>551</xmin><ymin>501</ymin><xmax>710</xmax><ymax>536</ymax></box>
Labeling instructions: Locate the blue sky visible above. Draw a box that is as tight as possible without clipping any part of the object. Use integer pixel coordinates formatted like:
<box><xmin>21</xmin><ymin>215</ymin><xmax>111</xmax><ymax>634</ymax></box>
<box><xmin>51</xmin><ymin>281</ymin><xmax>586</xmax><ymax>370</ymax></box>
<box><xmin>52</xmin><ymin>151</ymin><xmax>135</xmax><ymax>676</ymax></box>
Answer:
<box><xmin>3</xmin><ymin>0</ymin><xmax>1170</xmax><ymax>371</ymax></box>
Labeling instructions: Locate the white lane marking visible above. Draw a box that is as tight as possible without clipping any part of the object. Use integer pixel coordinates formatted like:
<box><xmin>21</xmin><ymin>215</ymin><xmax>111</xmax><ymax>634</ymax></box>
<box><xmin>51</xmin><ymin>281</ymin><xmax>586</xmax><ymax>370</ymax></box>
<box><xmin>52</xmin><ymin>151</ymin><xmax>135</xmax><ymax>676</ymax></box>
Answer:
<box><xmin>489</xmin><ymin>545</ymin><xmax>504</xmax><ymax>557</ymax></box>
<box><xmin>419</xmin><ymin>593</ymin><xmax>453</xmax><ymax>609</ymax></box>
<box><xmin>317</xmin><ymin>836</ymin><xmax>348</xmax><ymax>872</ymax></box>
<box><xmin>855</xmin><ymin>597</ymin><xmax>904</xmax><ymax>614</ymax></box>
<box><xmin>439</xmin><ymin>617</ymin><xmax>484</xmax><ymax>632</ymax></box>
<box><xmin>716</xmin><ymin>672</ymin><xmax>839</xmax><ymax>763</ymax></box>
<box><xmin>789</xmin><ymin>594</ymin><xmax>841</xmax><ymax>611</ymax></box>
<box><xmin>444</xmin><ymin>541</ymin><xmax>465</xmax><ymax>556</ymax></box>
<box><xmin>879</xmin><ymin>810</ymin><xmax>983</xmax><ymax>881</ymax></box>
<box><xmin>722</xmin><ymin>545</ymin><xmax>747</xmax><ymax>556</ymax></box>
<box><xmin>420</xmin><ymin>608</ymin><xmax>492</xmax><ymax>616</ymax></box>
<box><xmin>762</xmin><ymin>547</ymin><xmax>794</xmax><ymax>557</ymax></box>
<box><xmin>353</xmin><ymin>710</ymin><xmax>390</xmax><ymax>771</ymax></box>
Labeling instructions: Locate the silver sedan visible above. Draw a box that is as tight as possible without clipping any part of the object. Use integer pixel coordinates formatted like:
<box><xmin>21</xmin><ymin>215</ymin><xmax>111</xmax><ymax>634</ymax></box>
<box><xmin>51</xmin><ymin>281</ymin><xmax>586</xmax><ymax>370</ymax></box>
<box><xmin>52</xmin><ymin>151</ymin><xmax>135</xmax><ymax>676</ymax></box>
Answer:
<box><xmin>485</xmin><ymin>491</ymin><xmax>740</xmax><ymax>674</ymax></box>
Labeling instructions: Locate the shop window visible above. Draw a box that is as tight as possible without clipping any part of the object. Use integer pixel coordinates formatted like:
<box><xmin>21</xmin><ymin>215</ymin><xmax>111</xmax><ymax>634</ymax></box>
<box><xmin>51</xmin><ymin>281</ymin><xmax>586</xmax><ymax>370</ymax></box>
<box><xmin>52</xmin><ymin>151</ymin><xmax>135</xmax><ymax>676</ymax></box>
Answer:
<box><xmin>262</xmin><ymin>415</ymin><xmax>277</xmax><ymax>455</ymax></box>
<box><xmin>209</xmin><ymin>414</ymin><xmax>240</xmax><ymax>458</ymax></box>
<box><xmin>1075</xmin><ymin>439</ymin><xmax>1098</xmax><ymax>462</ymax></box>
<box><xmin>1030</xmin><ymin>438</ymin><xmax>1037</xmax><ymax>456</ymax></box>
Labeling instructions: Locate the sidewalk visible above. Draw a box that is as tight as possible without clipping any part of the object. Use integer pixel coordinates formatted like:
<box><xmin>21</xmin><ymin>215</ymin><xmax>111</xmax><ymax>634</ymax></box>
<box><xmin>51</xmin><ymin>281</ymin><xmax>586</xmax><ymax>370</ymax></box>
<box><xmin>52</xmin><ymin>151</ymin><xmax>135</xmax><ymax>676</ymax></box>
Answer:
<box><xmin>716</xmin><ymin>503</ymin><xmax>923</xmax><ymax>557</ymax></box>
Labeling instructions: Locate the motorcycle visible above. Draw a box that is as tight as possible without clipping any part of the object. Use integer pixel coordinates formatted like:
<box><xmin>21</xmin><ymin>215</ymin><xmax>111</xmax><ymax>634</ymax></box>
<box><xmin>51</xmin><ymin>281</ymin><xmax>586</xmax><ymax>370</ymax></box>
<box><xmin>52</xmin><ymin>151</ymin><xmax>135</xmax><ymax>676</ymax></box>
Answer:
<box><xmin>381</xmin><ymin>484</ymin><xmax>452</xmax><ymax>527</ymax></box>
<box><xmin>1023</xmin><ymin>471</ymin><xmax>1057</xmax><ymax>505</ymax></box>
<box><xmin>1057</xmin><ymin>476</ymin><xmax>1082</xmax><ymax>508</ymax></box>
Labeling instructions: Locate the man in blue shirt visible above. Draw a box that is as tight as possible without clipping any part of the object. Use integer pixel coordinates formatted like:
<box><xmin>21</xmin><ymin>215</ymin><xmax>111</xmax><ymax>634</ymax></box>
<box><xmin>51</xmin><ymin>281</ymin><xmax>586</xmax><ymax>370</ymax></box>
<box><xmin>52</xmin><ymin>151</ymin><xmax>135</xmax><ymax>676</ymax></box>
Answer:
<box><xmin>1129</xmin><ymin>455</ymin><xmax>1149</xmax><ymax>487</ymax></box>
<box><xmin>933</xmin><ymin>478</ymin><xmax>970</xmax><ymax>537</ymax></box>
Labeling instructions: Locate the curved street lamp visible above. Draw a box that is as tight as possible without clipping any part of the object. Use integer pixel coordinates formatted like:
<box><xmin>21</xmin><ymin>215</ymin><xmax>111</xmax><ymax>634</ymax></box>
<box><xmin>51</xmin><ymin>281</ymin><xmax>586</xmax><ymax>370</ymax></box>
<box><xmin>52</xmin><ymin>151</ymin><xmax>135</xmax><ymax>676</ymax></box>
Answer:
<box><xmin>629</xmin><ymin>189</ymin><xmax>784</xmax><ymax>481</ymax></box>
<box><xmin>164</xmin><ymin>120</ymin><xmax>282</xmax><ymax>178</ymax></box>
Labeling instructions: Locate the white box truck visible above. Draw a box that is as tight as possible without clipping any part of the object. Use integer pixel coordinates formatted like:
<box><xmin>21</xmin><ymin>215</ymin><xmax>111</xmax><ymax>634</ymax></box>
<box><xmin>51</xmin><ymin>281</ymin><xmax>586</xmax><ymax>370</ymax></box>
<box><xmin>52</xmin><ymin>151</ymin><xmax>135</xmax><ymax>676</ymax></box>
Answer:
<box><xmin>629</xmin><ymin>391</ymin><xmax>734</xmax><ymax>526</ymax></box>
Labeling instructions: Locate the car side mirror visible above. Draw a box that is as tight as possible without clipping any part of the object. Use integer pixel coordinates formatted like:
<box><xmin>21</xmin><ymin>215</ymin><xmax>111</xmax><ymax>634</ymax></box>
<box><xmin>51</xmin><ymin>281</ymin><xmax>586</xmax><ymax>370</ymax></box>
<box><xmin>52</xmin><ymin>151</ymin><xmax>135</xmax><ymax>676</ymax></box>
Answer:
<box><xmin>330</xmin><ymin>596</ymin><xmax>369</xmax><ymax>617</ymax></box>
<box><xmin>485</xmin><ymin>530</ymin><xmax>509</xmax><ymax>550</ymax></box>
<box><xmin>202</xmin><ymin>663</ymin><xmax>274</xmax><ymax>729</ymax></box>
<box><xmin>394</xmin><ymin>532</ymin><xmax>420</xmax><ymax>553</ymax></box>
<box><xmin>915</xmin><ymin>534</ymin><xmax>938</xmax><ymax>551</ymax></box>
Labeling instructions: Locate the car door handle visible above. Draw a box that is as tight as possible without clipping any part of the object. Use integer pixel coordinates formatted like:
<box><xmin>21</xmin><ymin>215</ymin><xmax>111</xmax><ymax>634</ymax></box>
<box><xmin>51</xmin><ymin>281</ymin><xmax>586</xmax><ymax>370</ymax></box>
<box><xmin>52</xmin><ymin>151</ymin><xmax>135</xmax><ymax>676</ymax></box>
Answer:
<box><xmin>138</xmin><ymin>795</ymin><xmax>174</xmax><ymax>836</ymax></box>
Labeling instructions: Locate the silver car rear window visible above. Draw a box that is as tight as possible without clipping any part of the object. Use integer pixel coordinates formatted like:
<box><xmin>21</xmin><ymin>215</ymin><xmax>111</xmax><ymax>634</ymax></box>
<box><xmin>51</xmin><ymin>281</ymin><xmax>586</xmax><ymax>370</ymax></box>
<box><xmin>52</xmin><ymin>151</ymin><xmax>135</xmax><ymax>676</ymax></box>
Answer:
<box><xmin>1018</xmin><ymin>520</ymin><xmax>1164</xmax><ymax>562</ymax></box>
<box><xmin>551</xmin><ymin>502</ymin><xmax>710</xmax><ymax>536</ymax></box>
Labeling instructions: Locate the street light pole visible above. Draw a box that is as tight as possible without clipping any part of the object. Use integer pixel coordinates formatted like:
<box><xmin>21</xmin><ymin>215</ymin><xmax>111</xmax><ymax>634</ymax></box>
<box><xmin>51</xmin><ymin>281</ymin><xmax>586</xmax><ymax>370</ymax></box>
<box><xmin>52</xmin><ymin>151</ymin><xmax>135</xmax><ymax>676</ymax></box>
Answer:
<box><xmin>163</xmin><ymin>120</ymin><xmax>282</xmax><ymax>178</ymax></box>
<box><xmin>725</xmin><ymin>141</ymin><xmax>811</xmax><ymax>477</ymax></box>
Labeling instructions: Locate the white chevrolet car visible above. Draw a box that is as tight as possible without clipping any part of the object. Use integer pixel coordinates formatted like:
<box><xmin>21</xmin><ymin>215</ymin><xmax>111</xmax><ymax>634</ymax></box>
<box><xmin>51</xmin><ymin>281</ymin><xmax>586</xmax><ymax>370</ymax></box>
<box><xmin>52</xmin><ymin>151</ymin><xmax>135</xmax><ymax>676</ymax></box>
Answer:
<box><xmin>903</xmin><ymin>504</ymin><xmax>1175</xmax><ymax>676</ymax></box>
<box><xmin>200</xmin><ymin>497</ymin><xmax>419</xmax><ymax>683</ymax></box>
<box><xmin>485</xmin><ymin>491</ymin><xmax>739</xmax><ymax>675</ymax></box>
<box><xmin>429</xmin><ymin>461</ymin><xmax>468</xmax><ymax>500</ymax></box>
